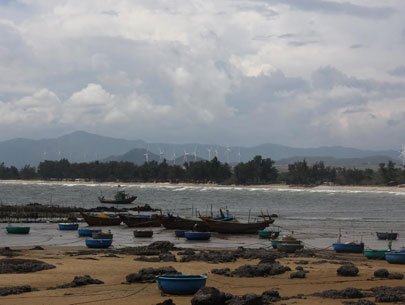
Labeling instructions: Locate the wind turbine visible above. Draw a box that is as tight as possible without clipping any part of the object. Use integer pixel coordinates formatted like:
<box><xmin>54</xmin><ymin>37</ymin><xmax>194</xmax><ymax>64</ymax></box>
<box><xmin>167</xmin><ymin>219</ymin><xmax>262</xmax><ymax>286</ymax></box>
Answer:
<box><xmin>225</xmin><ymin>146</ymin><xmax>231</xmax><ymax>163</ymax></box>
<box><xmin>400</xmin><ymin>144</ymin><xmax>405</xmax><ymax>167</ymax></box>
<box><xmin>192</xmin><ymin>145</ymin><xmax>198</xmax><ymax>161</ymax></box>
<box><xmin>207</xmin><ymin>147</ymin><xmax>212</xmax><ymax>160</ymax></box>
<box><xmin>159</xmin><ymin>148</ymin><xmax>165</xmax><ymax>162</ymax></box>
<box><xmin>172</xmin><ymin>151</ymin><xmax>177</xmax><ymax>165</ymax></box>
<box><xmin>144</xmin><ymin>145</ymin><xmax>150</xmax><ymax>163</ymax></box>
<box><xmin>183</xmin><ymin>149</ymin><xmax>189</xmax><ymax>163</ymax></box>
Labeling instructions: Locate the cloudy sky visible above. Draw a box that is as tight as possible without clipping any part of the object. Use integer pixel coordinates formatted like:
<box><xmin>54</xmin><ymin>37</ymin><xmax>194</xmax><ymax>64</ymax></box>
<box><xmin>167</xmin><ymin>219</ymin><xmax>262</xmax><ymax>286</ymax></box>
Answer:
<box><xmin>1</xmin><ymin>0</ymin><xmax>405</xmax><ymax>149</ymax></box>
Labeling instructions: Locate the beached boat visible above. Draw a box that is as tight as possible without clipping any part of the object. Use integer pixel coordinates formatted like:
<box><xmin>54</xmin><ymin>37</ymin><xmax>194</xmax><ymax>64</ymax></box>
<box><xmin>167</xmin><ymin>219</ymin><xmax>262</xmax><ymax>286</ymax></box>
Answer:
<box><xmin>6</xmin><ymin>226</ymin><xmax>30</xmax><ymax>234</ymax></box>
<box><xmin>185</xmin><ymin>231</ymin><xmax>211</xmax><ymax>240</ymax></box>
<box><xmin>202</xmin><ymin>218</ymin><xmax>273</xmax><ymax>234</ymax></box>
<box><xmin>85</xmin><ymin>238</ymin><xmax>113</xmax><ymax>249</ymax></box>
<box><xmin>258</xmin><ymin>227</ymin><xmax>280</xmax><ymax>239</ymax></box>
<box><xmin>363</xmin><ymin>249</ymin><xmax>387</xmax><ymax>260</ymax></box>
<box><xmin>58</xmin><ymin>223</ymin><xmax>79</xmax><ymax>231</ymax></box>
<box><xmin>92</xmin><ymin>231</ymin><xmax>113</xmax><ymax>239</ymax></box>
<box><xmin>78</xmin><ymin>228</ymin><xmax>101</xmax><ymax>237</ymax></box>
<box><xmin>157</xmin><ymin>274</ymin><xmax>207</xmax><ymax>295</ymax></box>
<box><xmin>133</xmin><ymin>230</ymin><xmax>153</xmax><ymax>238</ymax></box>
<box><xmin>80</xmin><ymin>212</ymin><xmax>122</xmax><ymax>226</ymax></box>
<box><xmin>385</xmin><ymin>251</ymin><xmax>405</xmax><ymax>264</ymax></box>
<box><xmin>376</xmin><ymin>232</ymin><xmax>398</xmax><ymax>240</ymax></box>
<box><xmin>119</xmin><ymin>214</ymin><xmax>161</xmax><ymax>227</ymax></box>
<box><xmin>333</xmin><ymin>242</ymin><xmax>364</xmax><ymax>253</ymax></box>
<box><xmin>157</xmin><ymin>214</ymin><xmax>208</xmax><ymax>230</ymax></box>
<box><xmin>277</xmin><ymin>241</ymin><xmax>304</xmax><ymax>253</ymax></box>
<box><xmin>175</xmin><ymin>230</ymin><xmax>186</xmax><ymax>237</ymax></box>
<box><xmin>98</xmin><ymin>190</ymin><xmax>136</xmax><ymax>204</ymax></box>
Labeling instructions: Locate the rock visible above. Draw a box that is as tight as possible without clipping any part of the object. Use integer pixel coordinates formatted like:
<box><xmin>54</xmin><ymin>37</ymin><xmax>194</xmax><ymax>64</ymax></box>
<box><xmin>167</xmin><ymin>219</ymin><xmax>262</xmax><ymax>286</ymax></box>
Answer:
<box><xmin>211</xmin><ymin>268</ymin><xmax>231</xmax><ymax>276</ymax></box>
<box><xmin>294</xmin><ymin>260</ymin><xmax>309</xmax><ymax>265</ymax></box>
<box><xmin>0</xmin><ymin>285</ymin><xmax>35</xmax><ymax>296</ymax></box>
<box><xmin>49</xmin><ymin>275</ymin><xmax>104</xmax><ymax>289</ymax></box>
<box><xmin>337</xmin><ymin>264</ymin><xmax>359</xmax><ymax>277</ymax></box>
<box><xmin>257</xmin><ymin>256</ymin><xmax>276</xmax><ymax>265</ymax></box>
<box><xmin>314</xmin><ymin>287</ymin><xmax>363</xmax><ymax>299</ymax></box>
<box><xmin>178</xmin><ymin>249</ymin><xmax>195</xmax><ymax>256</ymax></box>
<box><xmin>290</xmin><ymin>270</ymin><xmax>306</xmax><ymax>279</ymax></box>
<box><xmin>0</xmin><ymin>247</ymin><xmax>21</xmax><ymax>258</ymax></box>
<box><xmin>343</xmin><ymin>300</ymin><xmax>376</xmax><ymax>305</ymax></box>
<box><xmin>227</xmin><ymin>293</ymin><xmax>263</xmax><ymax>305</ymax></box>
<box><xmin>374</xmin><ymin>269</ymin><xmax>389</xmax><ymax>278</ymax></box>
<box><xmin>147</xmin><ymin>241</ymin><xmax>175</xmax><ymax>252</ymax></box>
<box><xmin>180</xmin><ymin>251</ymin><xmax>237</xmax><ymax>264</ymax></box>
<box><xmin>126</xmin><ymin>266</ymin><xmax>180</xmax><ymax>283</ymax></box>
<box><xmin>295</xmin><ymin>266</ymin><xmax>304</xmax><ymax>271</ymax></box>
<box><xmin>136</xmin><ymin>256</ymin><xmax>160</xmax><ymax>262</ymax></box>
<box><xmin>191</xmin><ymin>287</ymin><xmax>227</xmax><ymax>305</ymax></box>
<box><xmin>156</xmin><ymin>299</ymin><xmax>175</xmax><ymax>305</ymax></box>
<box><xmin>0</xmin><ymin>259</ymin><xmax>55</xmax><ymax>274</ymax></box>
<box><xmin>371</xmin><ymin>286</ymin><xmax>405</xmax><ymax>302</ymax></box>
<box><xmin>261</xmin><ymin>289</ymin><xmax>281</xmax><ymax>302</ymax></box>
<box><xmin>159</xmin><ymin>253</ymin><xmax>177</xmax><ymax>262</ymax></box>
<box><xmin>30</xmin><ymin>246</ymin><xmax>44</xmax><ymax>251</ymax></box>
<box><xmin>229</xmin><ymin>263</ymin><xmax>290</xmax><ymax>278</ymax></box>
<box><xmin>387</xmin><ymin>272</ymin><xmax>404</xmax><ymax>280</ymax></box>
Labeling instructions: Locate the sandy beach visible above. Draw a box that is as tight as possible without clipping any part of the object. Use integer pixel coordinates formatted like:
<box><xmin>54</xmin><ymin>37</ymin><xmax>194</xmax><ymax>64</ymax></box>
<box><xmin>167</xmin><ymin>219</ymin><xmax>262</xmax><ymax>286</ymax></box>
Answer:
<box><xmin>1</xmin><ymin>245</ymin><xmax>404</xmax><ymax>305</ymax></box>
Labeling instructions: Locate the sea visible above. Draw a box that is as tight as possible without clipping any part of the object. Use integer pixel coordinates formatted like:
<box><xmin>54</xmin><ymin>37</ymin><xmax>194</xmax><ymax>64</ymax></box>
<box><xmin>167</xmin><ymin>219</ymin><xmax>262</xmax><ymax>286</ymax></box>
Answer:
<box><xmin>0</xmin><ymin>180</ymin><xmax>404</xmax><ymax>250</ymax></box>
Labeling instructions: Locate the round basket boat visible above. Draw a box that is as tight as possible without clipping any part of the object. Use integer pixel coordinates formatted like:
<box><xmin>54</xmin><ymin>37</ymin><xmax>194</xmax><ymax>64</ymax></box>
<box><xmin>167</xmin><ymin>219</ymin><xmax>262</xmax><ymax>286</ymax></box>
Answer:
<box><xmin>58</xmin><ymin>223</ymin><xmax>79</xmax><ymax>231</ymax></box>
<box><xmin>385</xmin><ymin>251</ymin><xmax>405</xmax><ymax>264</ymax></box>
<box><xmin>133</xmin><ymin>230</ymin><xmax>154</xmax><ymax>238</ymax></box>
<box><xmin>6</xmin><ymin>226</ymin><xmax>30</xmax><ymax>234</ymax></box>
<box><xmin>78</xmin><ymin>228</ymin><xmax>101</xmax><ymax>237</ymax></box>
<box><xmin>184</xmin><ymin>231</ymin><xmax>211</xmax><ymax>240</ymax></box>
<box><xmin>85</xmin><ymin>238</ymin><xmax>113</xmax><ymax>249</ymax></box>
<box><xmin>156</xmin><ymin>274</ymin><xmax>207</xmax><ymax>295</ymax></box>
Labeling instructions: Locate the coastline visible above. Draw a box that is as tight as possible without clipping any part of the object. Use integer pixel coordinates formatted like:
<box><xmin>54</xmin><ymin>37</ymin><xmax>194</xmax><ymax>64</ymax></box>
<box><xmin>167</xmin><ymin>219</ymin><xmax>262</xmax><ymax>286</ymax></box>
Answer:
<box><xmin>1</xmin><ymin>245</ymin><xmax>404</xmax><ymax>305</ymax></box>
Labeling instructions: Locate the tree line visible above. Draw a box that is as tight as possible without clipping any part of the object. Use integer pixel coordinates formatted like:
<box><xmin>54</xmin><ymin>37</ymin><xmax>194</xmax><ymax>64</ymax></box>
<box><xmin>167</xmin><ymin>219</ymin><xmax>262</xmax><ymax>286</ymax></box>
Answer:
<box><xmin>0</xmin><ymin>157</ymin><xmax>404</xmax><ymax>186</ymax></box>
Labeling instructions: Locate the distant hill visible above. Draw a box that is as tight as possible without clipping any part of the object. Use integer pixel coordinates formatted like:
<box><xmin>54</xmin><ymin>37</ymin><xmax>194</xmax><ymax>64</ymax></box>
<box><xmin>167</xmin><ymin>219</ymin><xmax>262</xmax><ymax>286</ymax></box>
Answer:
<box><xmin>0</xmin><ymin>130</ymin><xmax>401</xmax><ymax>168</ymax></box>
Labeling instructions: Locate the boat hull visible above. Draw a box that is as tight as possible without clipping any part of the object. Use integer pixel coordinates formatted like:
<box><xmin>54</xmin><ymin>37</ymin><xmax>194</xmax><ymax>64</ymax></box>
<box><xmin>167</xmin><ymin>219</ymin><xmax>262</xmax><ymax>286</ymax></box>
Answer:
<box><xmin>80</xmin><ymin>212</ymin><xmax>122</xmax><ymax>226</ymax></box>
<box><xmin>58</xmin><ymin>223</ymin><xmax>79</xmax><ymax>231</ymax></box>
<box><xmin>157</xmin><ymin>215</ymin><xmax>208</xmax><ymax>230</ymax></box>
<box><xmin>185</xmin><ymin>231</ymin><xmax>211</xmax><ymax>240</ymax></box>
<box><xmin>385</xmin><ymin>251</ymin><xmax>405</xmax><ymax>264</ymax></box>
<box><xmin>85</xmin><ymin>238</ymin><xmax>113</xmax><ymax>249</ymax></box>
<box><xmin>277</xmin><ymin>242</ymin><xmax>304</xmax><ymax>253</ymax></box>
<box><xmin>119</xmin><ymin>214</ymin><xmax>161</xmax><ymax>228</ymax></box>
<box><xmin>376</xmin><ymin>232</ymin><xmax>398</xmax><ymax>240</ymax></box>
<box><xmin>157</xmin><ymin>275</ymin><xmax>207</xmax><ymax>295</ymax></box>
<box><xmin>6</xmin><ymin>226</ymin><xmax>30</xmax><ymax>234</ymax></box>
<box><xmin>98</xmin><ymin>196</ymin><xmax>137</xmax><ymax>204</ymax></box>
<box><xmin>363</xmin><ymin>249</ymin><xmax>387</xmax><ymax>260</ymax></box>
<box><xmin>333</xmin><ymin>243</ymin><xmax>364</xmax><ymax>253</ymax></box>
<box><xmin>203</xmin><ymin>218</ymin><xmax>272</xmax><ymax>234</ymax></box>
<box><xmin>133</xmin><ymin>230</ymin><xmax>154</xmax><ymax>238</ymax></box>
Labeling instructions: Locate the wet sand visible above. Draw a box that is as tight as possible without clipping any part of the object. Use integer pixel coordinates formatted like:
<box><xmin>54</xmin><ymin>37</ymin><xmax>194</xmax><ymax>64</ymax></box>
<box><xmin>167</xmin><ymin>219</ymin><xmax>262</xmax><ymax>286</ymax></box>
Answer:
<box><xmin>1</xmin><ymin>246</ymin><xmax>404</xmax><ymax>305</ymax></box>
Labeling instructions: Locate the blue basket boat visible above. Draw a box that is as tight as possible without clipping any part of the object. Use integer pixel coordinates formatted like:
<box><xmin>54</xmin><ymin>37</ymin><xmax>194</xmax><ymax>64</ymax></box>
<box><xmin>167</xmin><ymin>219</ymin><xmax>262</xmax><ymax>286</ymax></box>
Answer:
<box><xmin>333</xmin><ymin>242</ymin><xmax>364</xmax><ymax>253</ymax></box>
<box><xmin>185</xmin><ymin>231</ymin><xmax>211</xmax><ymax>240</ymax></box>
<box><xmin>175</xmin><ymin>230</ymin><xmax>186</xmax><ymax>237</ymax></box>
<box><xmin>385</xmin><ymin>251</ymin><xmax>405</xmax><ymax>264</ymax></box>
<box><xmin>78</xmin><ymin>228</ymin><xmax>101</xmax><ymax>237</ymax></box>
<box><xmin>58</xmin><ymin>223</ymin><xmax>79</xmax><ymax>231</ymax></box>
<box><xmin>156</xmin><ymin>274</ymin><xmax>207</xmax><ymax>295</ymax></box>
<box><xmin>85</xmin><ymin>238</ymin><xmax>113</xmax><ymax>249</ymax></box>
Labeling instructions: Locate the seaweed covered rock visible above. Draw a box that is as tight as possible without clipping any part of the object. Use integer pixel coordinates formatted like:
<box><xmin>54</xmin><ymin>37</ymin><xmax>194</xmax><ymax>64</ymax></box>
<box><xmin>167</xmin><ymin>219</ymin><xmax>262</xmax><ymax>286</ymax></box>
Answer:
<box><xmin>49</xmin><ymin>275</ymin><xmax>104</xmax><ymax>289</ymax></box>
<box><xmin>147</xmin><ymin>241</ymin><xmax>175</xmax><ymax>252</ymax></box>
<box><xmin>180</xmin><ymin>250</ymin><xmax>237</xmax><ymax>264</ymax></box>
<box><xmin>371</xmin><ymin>286</ymin><xmax>405</xmax><ymax>302</ymax></box>
<box><xmin>290</xmin><ymin>270</ymin><xmax>306</xmax><ymax>279</ymax></box>
<box><xmin>230</xmin><ymin>263</ymin><xmax>290</xmax><ymax>278</ymax></box>
<box><xmin>337</xmin><ymin>264</ymin><xmax>359</xmax><ymax>277</ymax></box>
<box><xmin>0</xmin><ymin>259</ymin><xmax>55</xmax><ymax>274</ymax></box>
<box><xmin>211</xmin><ymin>268</ymin><xmax>231</xmax><ymax>276</ymax></box>
<box><xmin>387</xmin><ymin>272</ymin><xmax>404</xmax><ymax>280</ymax></box>
<box><xmin>374</xmin><ymin>269</ymin><xmax>389</xmax><ymax>278</ymax></box>
<box><xmin>191</xmin><ymin>287</ymin><xmax>228</xmax><ymax>305</ymax></box>
<box><xmin>0</xmin><ymin>247</ymin><xmax>21</xmax><ymax>258</ymax></box>
<box><xmin>343</xmin><ymin>301</ymin><xmax>376</xmax><ymax>305</ymax></box>
<box><xmin>227</xmin><ymin>293</ymin><xmax>263</xmax><ymax>305</ymax></box>
<box><xmin>261</xmin><ymin>290</ymin><xmax>281</xmax><ymax>302</ymax></box>
<box><xmin>126</xmin><ymin>266</ymin><xmax>180</xmax><ymax>283</ymax></box>
<box><xmin>156</xmin><ymin>299</ymin><xmax>175</xmax><ymax>305</ymax></box>
<box><xmin>314</xmin><ymin>287</ymin><xmax>364</xmax><ymax>299</ymax></box>
<box><xmin>0</xmin><ymin>285</ymin><xmax>35</xmax><ymax>296</ymax></box>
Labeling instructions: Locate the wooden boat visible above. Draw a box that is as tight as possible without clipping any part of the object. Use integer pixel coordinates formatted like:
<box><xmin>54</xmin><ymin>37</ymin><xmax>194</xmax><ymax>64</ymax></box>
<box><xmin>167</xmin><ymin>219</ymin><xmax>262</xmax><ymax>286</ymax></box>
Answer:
<box><xmin>333</xmin><ymin>242</ymin><xmax>364</xmax><ymax>253</ymax></box>
<box><xmin>363</xmin><ymin>249</ymin><xmax>387</xmax><ymax>260</ymax></box>
<box><xmin>119</xmin><ymin>214</ymin><xmax>161</xmax><ymax>227</ymax></box>
<box><xmin>157</xmin><ymin>214</ymin><xmax>208</xmax><ymax>230</ymax></box>
<box><xmin>92</xmin><ymin>231</ymin><xmax>113</xmax><ymax>239</ymax></box>
<box><xmin>85</xmin><ymin>238</ymin><xmax>113</xmax><ymax>249</ymax></box>
<box><xmin>58</xmin><ymin>223</ymin><xmax>79</xmax><ymax>231</ymax></box>
<box><xmin>157</xmin><ymin>274</ymin><xmax>207</xmax><ymax>295</ymax></box>
<box><xmin>6</xmin><ymin>226</ymin><xmax>30</xmax><ymax>234</ymax></box>
<box><xmin>78</xmin><ymin>228</ymin><xmax>101</xmax><ymax>237</ymax></box>
<box><xmin>385</xmin><ymin>251</ymin><xmax>405</xmax><ymax>264</ymax></box>
<box><xmin>185</xmin><ymin>231</ymin><xmax>211</xmax><ymax>240</ymax></box>
<box><xmin>277</xmin><ymin>241</ymin><xmax>304</xmax><ymax>253</ymax></box>
<box><xmin>202</xmin><ymin>218</ymin><xmax>273</xmax><ymax>234</ymax></box>
<box><xmin>133</xmin><ymin>230</ymin><xmax>153</xmax><ymax>238</ymax></box>
<box><xmin>80</xmin><ymin>212</ymin><xmax>122</xmax><ymax>226</ymax></box>
<box><xmin>376</xmin><ymin>232</ymin><xmax>398</xmax><ymax>240</ymax></box>
<box><xmin>98</xmin><ymin>190</ymin><xmax>136</xmax><ymax>204</ymax></box>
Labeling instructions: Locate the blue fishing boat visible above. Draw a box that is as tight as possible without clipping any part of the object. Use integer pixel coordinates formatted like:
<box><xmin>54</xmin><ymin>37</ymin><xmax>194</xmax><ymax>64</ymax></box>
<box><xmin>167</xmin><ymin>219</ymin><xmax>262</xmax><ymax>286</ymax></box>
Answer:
<box><xmin>175</xmin><ymin>230</ymin><xmax>186</xmax><ymax>237</ymax></box>
<box><xmin>156</xmin><ymin>274</ymin><xmax>207</xmax><ymax>295</ymax></box>
<box><xmin>385</xmin><ymin>251</ymin><xmax>405</xmax><ymax>264</ymax></box>
<box><xmin>85</xmin><ymin>238</ymin><xmax>113</xmax><ymax>249</ymax></box>
<box><xmin>184</xmin><ymin>231</ymin><xmax>211</xmax><ymax>240</ymax></box>
<box><xmin>78</xmin><ymin>228</ymin><xmax>101</xmax><ymax>237</ymax></box>
<box><xmin>58</xmin><ymin>223</ymin><xmax>79</xmax><ymax>231</ymax></box>
<box><xmin>333</xmin><ymin>242</ymin><xmax>364</xmax><ymax>253</ymax></box>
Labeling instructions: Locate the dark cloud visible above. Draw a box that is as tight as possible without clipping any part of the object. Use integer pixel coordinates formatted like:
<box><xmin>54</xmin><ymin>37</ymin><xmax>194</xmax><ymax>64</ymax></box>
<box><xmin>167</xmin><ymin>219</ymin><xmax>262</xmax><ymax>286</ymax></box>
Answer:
<box><xmin>258</xmin><ymin>0</ymin><xmax>395</xmax><ymax>19</ymax></box>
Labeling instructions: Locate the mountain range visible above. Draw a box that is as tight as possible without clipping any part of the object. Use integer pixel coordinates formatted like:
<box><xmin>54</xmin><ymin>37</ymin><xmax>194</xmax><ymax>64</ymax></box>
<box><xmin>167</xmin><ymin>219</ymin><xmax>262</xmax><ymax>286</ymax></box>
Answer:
<box><xmin>0</xmin><ymin>131</ymin><xmax>400</xmax><ymax>168</ymax></box>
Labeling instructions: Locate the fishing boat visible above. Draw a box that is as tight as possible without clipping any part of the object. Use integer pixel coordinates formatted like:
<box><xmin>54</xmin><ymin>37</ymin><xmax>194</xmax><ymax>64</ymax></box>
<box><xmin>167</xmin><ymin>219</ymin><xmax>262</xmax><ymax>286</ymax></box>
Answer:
<box><xmin>133</xmin><ymin>230</ymin><xmax>153</xmax><ymax>238</ymax></box>
<box><xmin>185</xmin><ymin>231</ymin><xmax>211</xmax><ymax>240</ymax></box>
<box><xmin>78</xmin><ymin>228</ymin><xmax>101</xmax><ymax>237</ymax></box>
<box><xmin>376</xmin><ymin>232</ymin><xmax>398</xmax><ymax>240</ymax></box>
<box><xmin>333</xmin><ymin>242</ymin><xmax>364</xmax><ymax>253</ymax></box>
<box><xmin>119</xmin><ymin>214</ymin><xmax>161</xmax><ymax>227</ymax></box>
<box><xmin>385</xmin><ymin>251</ymin><xmax>405</xmax><ymax>264</ymax></box>
<box><xmin>58</xmin><ymin>223</ymin><xmax>79</xmax><ymax>231</ymax></box>
<box><xmin>258</xmin><ymin>227</ymin><xmax>280</xmax><ymax>239</ymax></box>
<box><xmin>157</xmin><ymin>214</ymin><xmax>208</xmax><ymax>230</ymax></box>
<box><xmin>98</xmin><ymin>189</ymin><xmax>136</xmax><ymax>204</ymax></box>
<box><xmin>156</xmin><ymin>274</ymin><xmax>207</xmax><ymax>295</ymax></box>
<box><xmin>175</xmin><ymin>230</ymin><xmax>186</xmax><ymax>237</ymax></box>
<box><xmin>80</xmin><ymin>212</ymin><xmax>122</xmax><ymax>226</ymax></box>
<box><xmin>277</xmin><ymin>241</ymin><xmax>304</xmax><ymax>253</ymax></box>
<box><xmin>364</xmin><ymin>249</ymin><xmax>387</xmax><ymax>260</ymax></box>
<box><xmin>85</xmin><ymin>238</ymin><xmax>113</xmax><ymax>249</ymax></box>
<box><xmin>92</xmin><ymin>231</ymin><xmax>113</xmax><ymax>239</ymax></box>
<box><xmin>6</xmin><ymin>226</ymin><xmax>30</xmax><ymax>234</ymax></box>
<box><xmin>202</xmin><ymin>218</ymin><xmax>273</xmax><ymax>234</ymax></box>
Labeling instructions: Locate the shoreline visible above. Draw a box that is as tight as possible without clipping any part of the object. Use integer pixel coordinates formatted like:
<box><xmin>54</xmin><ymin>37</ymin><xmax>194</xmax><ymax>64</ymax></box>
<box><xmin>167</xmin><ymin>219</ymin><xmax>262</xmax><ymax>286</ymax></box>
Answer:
<box><xmin>0</xmin><ymin>245</ymin><xmax>404</xmax><ymax>305</ymax></box>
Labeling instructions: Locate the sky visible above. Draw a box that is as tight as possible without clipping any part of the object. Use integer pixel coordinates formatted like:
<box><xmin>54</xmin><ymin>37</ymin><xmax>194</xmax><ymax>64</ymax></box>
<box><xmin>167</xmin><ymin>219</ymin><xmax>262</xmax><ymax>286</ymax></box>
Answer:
<box><xmin>0</xmin><ymin>0</ymin><xmax>405</xmax><ymax>149</ymax></box>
